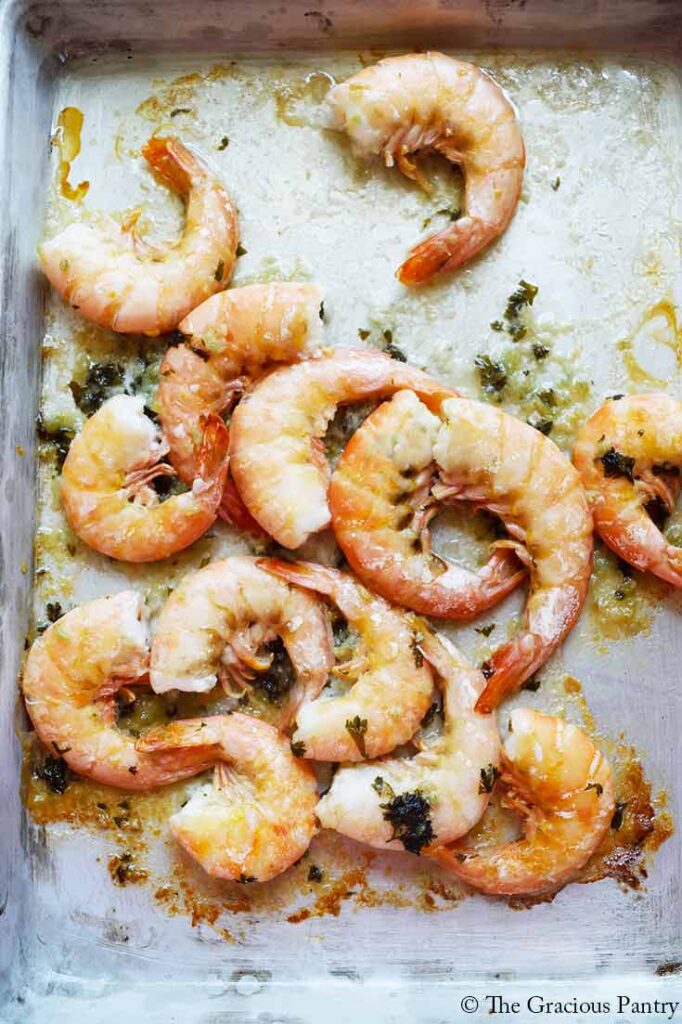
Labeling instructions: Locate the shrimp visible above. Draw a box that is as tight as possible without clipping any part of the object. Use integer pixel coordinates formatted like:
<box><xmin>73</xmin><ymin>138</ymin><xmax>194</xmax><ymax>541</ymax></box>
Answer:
<box><xmin>330</xmin><ymin>390</ymin><xmax>526</xmax><ymax>619</ymax></box>
<box><xmin>150</xmin><ymin>556</ymin><xmax>334</xmax><ymax>730</ymax></box>
<box><xmin>327</xmin><ymin>53</ymin><xmax>524</xmax><ymax>285</ymax></box>
<box><xmin>61</xmin><ymin>394</ymin><xmax>228</xmax><ymax>562</ymax></box>
<box><xmin>259</xmin><ymin>560</ymin><xmax>434</xmax><ymax>761</ymax></box>
<box><xmin>22</xmin><ymin>591</ymin><xmax>213</xmax><ymax>790</ymax></box>
<box><xmin>434</xmin><ymin>397</ymin><xmax>593</xmax><ymax>712</ymax></box>
<box><xmin>317</xmin><ymin>630</ymin><xmax>500</xmax><ymax>853</ymax></box>
<box><xmin>159</xmin><ymin>282</ymin><xmax>323</xmax><ymax>530</ymax></box>
<box><xmin>573</xmin><ymin>393</ymin><xmax>682</xmax><ymax>585</ymax></box>
<box><xmin>229</xmin><ymin>349</ymin><xmax>455</xmax><ymax>548</ymax></box>
<box><xmin>38</xmin><ymin>136</ymin><xmax>239</xmax><ymax>335</ymax></box>
<box><xmin>137</xmin><ymin>715</ymin><xmax>318</xmax><ymax>882</ymax></box>
<box><xmin>427</xmin><ymin>709</ymin><xmax>615</xmax><ymax>897</ymax></box>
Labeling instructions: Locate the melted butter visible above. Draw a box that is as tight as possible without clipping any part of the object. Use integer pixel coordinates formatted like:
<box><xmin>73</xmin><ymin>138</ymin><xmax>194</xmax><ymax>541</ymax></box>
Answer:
<box><xmin>52</xmin><ymin>107</ymin><xmax>90</xmax><ymax>202</ymax></box>
<box><xmin>616</xmin><ymin>300</ymin><xmax>681</xmax><ymax>388</ymax></box>
<box><xmin>588</xmin><ymin>543</ymin><xmax>668</xmax><ymax>644</ymax></box>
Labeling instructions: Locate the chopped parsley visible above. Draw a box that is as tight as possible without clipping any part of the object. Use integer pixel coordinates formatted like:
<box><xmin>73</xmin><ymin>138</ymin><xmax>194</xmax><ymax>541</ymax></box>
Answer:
<box><xmin>379</xmin><ymin>789</ymin><xmax>434</xmax><ymax>854</ymax></box>
<box><xmin>345</xmin><ymin>715</ymin><xmax>368</xmax><ymax>756</ymax></box>
<box><xmin>599</xmin><ymin>447</ymin><xmax>636</xmax><ymax>482</ymax></box>
<box><xmin>475</xmin><ymin>354</ymin><xmax>507</xmax><ymax>394</ymax></box>
<box><xmin>478</xmin><ymin>764</ymin><xmax>500</xmax><ymax>794</ymax></box>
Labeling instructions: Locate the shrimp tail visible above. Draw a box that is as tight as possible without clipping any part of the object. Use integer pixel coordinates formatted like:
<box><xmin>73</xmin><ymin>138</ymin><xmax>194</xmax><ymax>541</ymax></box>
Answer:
<box><xmin>397</xmin><ymin>218</ymin><xmax>487</xmax><ymax>286</ymax></box>
<box><xmin>219</xmin><ymin>476</ymin><xmax>267</xmax><ymax>536</ymax></box>
<box><xmin>196</xmin><ymin>413</ymin><xmax>230</xmax><ymax>491</ymax></box>
<box><xmin>258</xmin><ymin>558</ymin><xmax>335</xmax><ymax>597</ymax></box>
<box><xmin>137</xmin><ymin>719</ymin><xmax>220</xmax><ymax>754</ymax></box>
<box><xmin>474</xmin><ymin>633</ymin><xmax>545</xmax><ymax>713</ymax></box>
<box><xmin>142</xmin><ymin>136</ymin><xmax>202</xmax><ymax>194</ymax></box>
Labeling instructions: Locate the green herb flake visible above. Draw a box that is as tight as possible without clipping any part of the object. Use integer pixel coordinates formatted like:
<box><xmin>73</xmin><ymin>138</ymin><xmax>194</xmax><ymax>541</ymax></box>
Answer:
<box><xmin>502</xmin><ymin>279</ymin><xmax>539</xmax><ymax>341</ymax></box>
<box><xmin>214</xmin><ymin>259</ymin><xmax>225</xmax><ymax>281</ymax></box>
<box><xmin>478</xmin><ymin>764</ymin><xmax>500</xmax><ymax>794</ymax></box>
<box><xmin>380</xmin><ymin>789</ymin><xmax>434</xmax><ymax>854</ymax></box>
<box><xmin>70</xmin><ymin>362</ymin><xmax>124</xmax><ymax>416</ymax></box>
<box><xmin>599</xmin><ymin>447</ymin><xmax>636</xmax><ymax>482</ymax></box>
<box><xmin>35</xmin><ymin>755</ymin><xmax>71</xmax><ymax>794</ymax></box>
<box><xmin>217</xmin><ymin>136</ymin><xmax>230</xmax><ymax>150</ymax></box>
<box><xmin>345</xmin><ymin>715</ymin><xmax>368</xmax><ymax>756</ymax></box>
<box><xmin>170</xmin><ymin>107</ymin><xmax>192</xmax><ymax>117</ymax></box>
<box><xmin>520</xmin><ymin>677</ymin><xmax>542</xmax><ymax>692</ymax></box>
<box><xmin>290</xmin><ymin>740</ymin><xmax>306</xmax><ymax>758</ymax></box>
<box><xmin>532</xmin><ymin>342</ymin><xmax>550</xmax><ymax>360</ymax></box>
<box><xmin>527</xmin><ymin>412</ymin><xmax>554</xmax><ymax>436</ymax></box>
<box><xmin>236</xmin><ymin>243</ymin><xmax>247</xmax><ymax>258</ymax></box>
<box><xmin>606</xmin><ymin>798</ymin><xmax>622</xmax><ymax>831</ymax></box>
<box><xmin>475</xmin><ymin>354</ymin><xmax>507</xmax><ymax>394</ymax></box>
<box><xmin>551</xmin><ymin>176</ymin><xmax>561</xmax><ymax>191</ymax></box>
<box><xmin>475</xmin><ymin>623</ymin><xmax>496</xmax><ymax>637</ymax></box>
<box><xmin>358</xmin><ymin>328</ymin><xmax>370</xmax><ymax>340</ymax></box>
<box><xmin>490</xmin><ymin>320</ymin><xmax>504</xmax><ymax>332</ymax></box>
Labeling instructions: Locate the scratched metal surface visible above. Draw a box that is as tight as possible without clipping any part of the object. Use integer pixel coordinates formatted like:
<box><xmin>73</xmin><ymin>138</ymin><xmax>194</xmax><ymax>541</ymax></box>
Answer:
<box><xmin>0</xmin><ymin>1</ymin><xmax>681</xmax><ymax>1021</ymax></box>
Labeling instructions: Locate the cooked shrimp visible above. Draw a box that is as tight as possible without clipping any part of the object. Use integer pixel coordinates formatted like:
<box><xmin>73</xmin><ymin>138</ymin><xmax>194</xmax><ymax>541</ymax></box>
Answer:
<box><xmin>150</xmin><ymin>556</ymin><xmax>334</xmax><ymax>730</ymax></box>
<box><xmin>229</xmin><ymin>349</ymin><xmax>455</xmax><ymax>548</ymax></box>
<box><xmin>22</xmin><ymin>591</ymin><xmax>213</xmax><ymax>790</ymax></box>
<box><xmin>317</xmin><ymin>630</ymin><xmax>500</xmax><ymax>852</ymax></box>
<box><xmin>434</xmin><ymin>397</ymin><xmax>593</xmax><ymax>712</ymax></box>
<box><xmin>427</xmin><ymin>709</ymin><xmax>615</xmax><ymax>897</ymax></box>
<box><xmin>38</xmin><ymin>136</ymin><xmax>238</xmax><ymax>335</ymax></box>
<box><xmin>573</xmin><ymin>393</ymin><xmax>682</xmax><ymax>585</ymax></box>
<box><xmin>330</xmin><ymin>390</ymin><xmax>526</xmax><ymax>619</ymax></box>
<box><xmin>327</xmin><ymin>53</ymin><xmax>524</xmax><ymax>285</ymax></box>
<box><xmin>137</xmin><ymin>715</ymin><xmax>318</xmax><ymax>882</ymax></box>
<box><xmin>159</xmin><ymin>282</ymin><xmax>323</xmax><ymax>529</ymax></box>
<box><xmin>259</xmin><ymin>560</ymin><xmax>434</xmax><ymax>761</ymax></box>
<box><xmin>61</xmin><ymin>394</ymin><xmax>228</xmax><ymax>562</ymax></box>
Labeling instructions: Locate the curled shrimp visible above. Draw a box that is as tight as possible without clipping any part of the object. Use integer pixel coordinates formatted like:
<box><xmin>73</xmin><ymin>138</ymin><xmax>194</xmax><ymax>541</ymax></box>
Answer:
<box><xmin>327</xmin><ymin>53</ymin><xmax>524</xmax><ymax>285</ymax></box>
<box><xmin>573</xmin><ymin>393</ymin><xmax>682</xmax><ymax>585</ymax></box>
<box><xmin>229</xmin><ymin>349</ymin><xmax>455</xmax><ymax>548</ymax></box>
<box><xmin>317</xmin><ymin>630</ymin><xmax>500</xmax><ymax>853</ymax></box>
<box><xmin>434</xmin><ymin>397</ymin><xmax>593</xmax><ymax>712</ymax></box>
<box><xmin>330</xmin><ymin>390</ymin><xmax>526</xmax><ymax>619</ymax></box>
<box><xmin>159</xmin><ymin>282</ymin><xmax>323</xmax><ymax>531</ymax></box>
<box><xmin>61</xmin><ymin>394</ymin><xmax>228</xmax><ymax>562</ymax></box>
<box><xmin>259</xmin><ymin>560</ymin><xmax>434</xmax><ymax>762</ymax></box>
<box><xmin>22</xmin><ymin>591</ymin><xmax>213</xmax><ymax>790</ymax></box>
<box><xmin>38</xmin><ymin>136</ymin><xmax>239</xmax><ymax>335</ymax></box>
<box><xmin>150</xmin><ymin>556</ymin><xmax>334</xmax><ymax>730</ymax></box>
<box><xmin>137</xmin><ymin>715</ymin><xmax>318</xmax><ymax>882</ymax></box>
<box><xmin>427</xmin><ymin>709</ymin><xmax>615</xmax><ymax>897</ymax></box>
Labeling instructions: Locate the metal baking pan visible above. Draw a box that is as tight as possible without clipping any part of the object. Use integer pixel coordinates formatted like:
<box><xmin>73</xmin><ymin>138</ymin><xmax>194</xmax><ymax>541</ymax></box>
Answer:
<box><xmin>1</xmin><ymin>1</ymin><xmax>681</xmax><ymax>1020</ymax></box>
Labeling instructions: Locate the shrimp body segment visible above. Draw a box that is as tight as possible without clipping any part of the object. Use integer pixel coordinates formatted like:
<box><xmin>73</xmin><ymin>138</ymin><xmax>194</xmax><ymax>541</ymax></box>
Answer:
<box><xmin>317</xmin><ymin>631</ymin><xmax>500</xmax><ymax>852</ymax></box>
<box><xmin>159</xmin><ymin>282</ymin><xmax>323</xmax><ymax>529</ymax></box>
<box><xmin>428</xmin><ymin>709</ymin><xmax>615</xmax><ymax>896</ymax></box>
<box><xmin>22</xmin><ymin>591</ymin><xmax>213</xmax><ymax>790</ymax></box>
<box><xmin>328</xmin><ymin>53</ymin><xmax>525</xmax><ymax>285</ymax></box>
<box><xmin>573</xmin><ymin>393</ymin><xmax>682</xmax><ymax>585</ymax></box>
<box><xmin>150</xmin><ymin>556</ymin><xmax>334</xmax><ymax>729</ymax></box>
<box><xmin>137</xmin><ymin>715</ymin><xmax>318</xmax><ymax>882</ymax></box>
<box><xmin>330</xmin><ymin>390</ymin><xmax>526</xmax><ymax>619</ymax></box>
<box><xmin>260</xmin><ymin>560</ymin><xmax>435</xmax><ymax>762</ymax></box>
<box><xmin>38</xmin><ymin>136</ymin><xmax>238</xmax><ymax>335</ymax></box>
<box><xmin>434</xmin><ymin>398</ymin><xmax>593</xmax><ymax>712</ymax></box>
<box><xmin>229</xmin><ymin>349</ymin><xmax>455</xmax><ymax>548</ymax></box>
<box><xmin>61</xmin><ymin>394</ymin><xmax>228</xmax><ymax>562</ymax></box>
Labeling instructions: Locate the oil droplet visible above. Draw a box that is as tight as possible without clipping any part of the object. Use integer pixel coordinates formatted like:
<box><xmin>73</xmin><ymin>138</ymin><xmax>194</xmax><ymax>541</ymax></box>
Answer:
<box><xmin>616</xmin><ymin>300</ymin><xmax>680</xmax><ymax>388</ymax></box>
<box><xmin>52</xmin><ymin>107</ymin><xmax>90</xmax><ymax>202</ymax></box>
